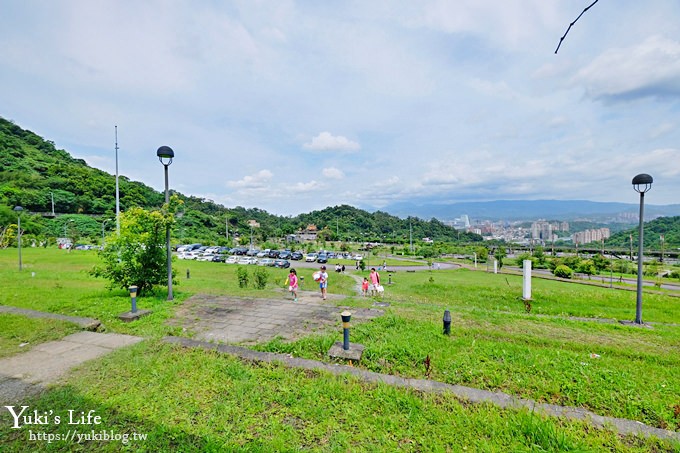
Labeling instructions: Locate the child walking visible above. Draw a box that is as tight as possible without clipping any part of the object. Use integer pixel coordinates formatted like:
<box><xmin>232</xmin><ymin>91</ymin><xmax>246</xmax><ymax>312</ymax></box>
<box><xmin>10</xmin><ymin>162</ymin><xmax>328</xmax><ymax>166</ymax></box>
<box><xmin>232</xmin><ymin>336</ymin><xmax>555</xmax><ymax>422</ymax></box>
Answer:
<box><xmin>361</xmin><ymin>277</ymin><xmax>369</xmax><ymax>297</ymax></box>
<box><xmin>288</xmin><ymin>268</ymin><xmax>298</xmax><ymax>302</ymax></box>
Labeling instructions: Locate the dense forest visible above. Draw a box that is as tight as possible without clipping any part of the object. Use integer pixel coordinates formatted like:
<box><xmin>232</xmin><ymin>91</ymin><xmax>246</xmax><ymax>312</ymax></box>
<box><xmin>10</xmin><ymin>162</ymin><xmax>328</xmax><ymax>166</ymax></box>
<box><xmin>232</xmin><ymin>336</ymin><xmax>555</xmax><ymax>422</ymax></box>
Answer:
<box><xmin>0</xmin><ymin>116</ymin><xmax>482</xmax><ymax>247</ymax></box>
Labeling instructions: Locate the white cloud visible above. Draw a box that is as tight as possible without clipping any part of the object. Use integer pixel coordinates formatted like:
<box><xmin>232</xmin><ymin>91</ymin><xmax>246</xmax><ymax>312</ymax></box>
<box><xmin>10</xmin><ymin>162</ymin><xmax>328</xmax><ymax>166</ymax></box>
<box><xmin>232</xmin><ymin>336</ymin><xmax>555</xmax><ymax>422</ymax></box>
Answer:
<box><xmin>226</xmin><ymin>170</ymin><xmax>273</xmax><ymax>189</ymax></box>
<box><xmin>322</xmin><ymin>167</ymin><xmax>345</xmax><ymax>179</ymax></box>
<box><xmin>574</xmin><ymin>36</ymin><xmax>680</xmax><ymax>101</ymax></box>
<box><xmin>290</xmin><ymin>181</ymin><xmax>324</xmax><ymax>193</ymax></box>
<box><xmin>303</xmin><ymin>132</ymin><xmax>360</xmax><ymax>151</ymax></box>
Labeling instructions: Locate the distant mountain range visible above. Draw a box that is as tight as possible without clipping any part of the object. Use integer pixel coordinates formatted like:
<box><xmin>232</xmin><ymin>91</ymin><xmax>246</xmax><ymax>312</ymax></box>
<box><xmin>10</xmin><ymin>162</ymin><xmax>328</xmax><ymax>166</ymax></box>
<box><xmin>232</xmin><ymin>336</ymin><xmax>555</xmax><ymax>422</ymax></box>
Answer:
<box><xmin>380</xmin><ymin>199</ymin><xmax>680</xmax><ymax>222</ymax></box>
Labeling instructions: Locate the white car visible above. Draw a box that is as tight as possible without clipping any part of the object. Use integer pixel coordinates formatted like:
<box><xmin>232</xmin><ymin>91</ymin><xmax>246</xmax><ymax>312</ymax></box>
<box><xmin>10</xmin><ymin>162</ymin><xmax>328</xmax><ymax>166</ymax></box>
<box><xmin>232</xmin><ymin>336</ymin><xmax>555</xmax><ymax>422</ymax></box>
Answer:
<box><xmin>204</xmin><ymin>246</ymin><xmax>220</xmax><ymax>255</ymax></box>
<box><xmin>226</xmin><ymin>255</ymin><xmax>239</xmax><ymax>264</ymax></box>
<box><xmin>197</xmin><ymin>254</ymin><xmax>214</xmax><ymax>261</ymax></box>
<box><xmin>258</xmin><ymin>258</ymin><xmax>275</xmax><ymax>266</ymax></box>
<box><xmin>237</xmin><ymin>257</ymin><xmax>251</xmax><ymax>265</ymax></box>
<box><xmin>305</xmin><ymin>253</ymin><xmax>318</xmax><ymax>262</ymax></box>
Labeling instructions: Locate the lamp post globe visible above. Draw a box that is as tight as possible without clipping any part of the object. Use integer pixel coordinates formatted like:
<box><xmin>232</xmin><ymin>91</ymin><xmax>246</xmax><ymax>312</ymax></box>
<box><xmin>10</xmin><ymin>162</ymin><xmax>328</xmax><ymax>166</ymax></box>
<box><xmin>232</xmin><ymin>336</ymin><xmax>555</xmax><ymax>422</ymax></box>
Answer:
<box><xmin>14</xmin><ymin>206</ymin><xmax>23</xmax><ymax>270</ymax></box>
<box><xmin>157</xmin><ymin>146</ymin><xmax>174</xmax><ymax>301</ymax></box>
<box><xmin>632</xmin><ymin>173</ymin><xmax>653</xmax><ymax>324</ymax></box>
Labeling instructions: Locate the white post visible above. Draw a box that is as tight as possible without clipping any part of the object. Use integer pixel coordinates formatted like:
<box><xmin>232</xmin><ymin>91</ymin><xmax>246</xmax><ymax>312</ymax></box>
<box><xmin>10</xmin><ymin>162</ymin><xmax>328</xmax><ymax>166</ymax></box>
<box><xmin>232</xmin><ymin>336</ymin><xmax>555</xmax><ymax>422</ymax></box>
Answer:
<box><xmin>523</xmin><ymin>260</ymin><xmax>532</xmax><ymax>300</ymax></box>
<box><xmin>473</xmin><ymin>252</ymin><xmax>477</xmax><ymax>268</ymax></box>
<box><xmin>493</xmin><ymin>259</ymin><xmax>498</xmax><ymax>274</ymax></box>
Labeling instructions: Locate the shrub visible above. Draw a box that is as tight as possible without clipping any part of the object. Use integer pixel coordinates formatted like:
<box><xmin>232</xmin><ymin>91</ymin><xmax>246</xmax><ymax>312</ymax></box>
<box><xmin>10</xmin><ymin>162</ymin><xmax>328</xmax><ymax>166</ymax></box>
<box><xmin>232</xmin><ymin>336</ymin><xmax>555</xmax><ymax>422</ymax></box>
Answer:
<box><xmin>577</xmin><ymin>260</ymin><xmax>597</xmax><ymax>276</ymax></box>
<box><xmin>236</xmin><ymin>266</ymin><xmax>249</xmax><ymax>288</ymax></box>
<box><xmin>253</xmin><ymin>266</ymin><xmax>269</xmax><ymax>289</ymax></box>
<box><xmin>553</xmin><ymin>265</ymin><xmax>573</xmax><ymax>279</ymax></box>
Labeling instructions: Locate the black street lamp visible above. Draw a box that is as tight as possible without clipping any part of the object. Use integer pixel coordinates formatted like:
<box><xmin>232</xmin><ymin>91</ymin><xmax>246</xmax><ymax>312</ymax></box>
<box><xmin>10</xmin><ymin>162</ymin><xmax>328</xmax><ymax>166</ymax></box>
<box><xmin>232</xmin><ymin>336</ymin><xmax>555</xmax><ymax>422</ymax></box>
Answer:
<box><xmin>14</xmin><ymin>206</ymin><xmax>23</xmax><ymax>270</ymax></box>
<box><xmin>632</xmin><ymin>173</ymin><xmax>653</xmax><ymax>324</ymax></box>
<box><xmin>157</xmin><ymin>146</ymin><xmax>174</xmax><ymax>301</ymax></box>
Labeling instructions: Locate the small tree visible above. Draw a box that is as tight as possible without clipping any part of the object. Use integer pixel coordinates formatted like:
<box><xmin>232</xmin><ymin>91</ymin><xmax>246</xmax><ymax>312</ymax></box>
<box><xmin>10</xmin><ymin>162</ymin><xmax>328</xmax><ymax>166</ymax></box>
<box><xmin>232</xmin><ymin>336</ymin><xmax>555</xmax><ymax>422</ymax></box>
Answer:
<box><xmin>90</xmin><ymin>206</ymin><xmax>176</xmax><ymax>295</ymax></box>
<box><xmin>495</xmin><ymin>247</ymin><xmax>507</xmax><ymax>269</ymax></box>
<box><xmin>577</xmin><ymin>259</ymin><xmax>597</xmax><ymax>278</ymax></box>
<box><xmin>475</xmin><ymin>246</ymin><xmax>488</xmax><ymax>263</ymax></box>
<box><xmin>253</xmin><ymin>267</ymin><xmax>269</xmax><ymax>289</ymax></box>
<box><xmin>236</xmin><ymin>266</ymin><xmax>249</xmax><ymax>288</ymax></box>
<box><xmin>554</xmin><ymin>265</ymin><xmax>573</xmax><ymax>279</ymax></box>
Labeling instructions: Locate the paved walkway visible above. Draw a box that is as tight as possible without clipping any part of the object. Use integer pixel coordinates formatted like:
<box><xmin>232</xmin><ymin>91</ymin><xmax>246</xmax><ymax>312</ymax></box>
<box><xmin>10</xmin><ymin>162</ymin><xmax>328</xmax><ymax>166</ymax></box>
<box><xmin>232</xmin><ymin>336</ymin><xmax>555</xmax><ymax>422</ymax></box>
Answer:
<box><xmin>168</xmin><ymin>291</ymin><xmax>384</xmax><ymax>344</ymax></box>
<box><xmin>0</xmin><ymin>332</ymin><xmax>143</xmax><ymax>405</ymax></box>
<box><xmin>165</xmin><ymin>336</ymin><xmax>680</xmax><ymax>444</ymax></box>
<box><xmin>0</xmin><ymin>305</ymin><xmax>101</xmax><ymax>330</ymax></box>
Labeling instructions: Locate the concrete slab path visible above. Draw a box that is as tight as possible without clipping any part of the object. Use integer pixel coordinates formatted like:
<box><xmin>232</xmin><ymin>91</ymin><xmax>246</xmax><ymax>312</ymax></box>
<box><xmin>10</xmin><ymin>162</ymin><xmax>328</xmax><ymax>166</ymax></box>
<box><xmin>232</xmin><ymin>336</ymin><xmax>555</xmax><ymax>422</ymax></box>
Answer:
<box><xmin>0</xmin><ymin>305</ymin><xmax>101</xmax><ymax>330</ymax></box>
<box><xmin>0</xmin><ymin>332</ymin><xmax>143</xmax><ymax>405</ymax></box>
<box><xmin>168</xmin><ymin>292</ymin><xmax>383</xmax><ymax>344</ymax></box>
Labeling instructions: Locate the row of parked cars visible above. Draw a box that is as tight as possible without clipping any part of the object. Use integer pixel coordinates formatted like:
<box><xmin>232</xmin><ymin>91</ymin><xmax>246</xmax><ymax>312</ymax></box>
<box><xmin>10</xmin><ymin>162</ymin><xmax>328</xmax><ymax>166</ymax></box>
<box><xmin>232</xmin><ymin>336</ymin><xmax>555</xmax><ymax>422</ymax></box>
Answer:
<box><xmin>175</xmin><ymin>244</ymin><xmax>364</xmax><ymax>265</ymax></box>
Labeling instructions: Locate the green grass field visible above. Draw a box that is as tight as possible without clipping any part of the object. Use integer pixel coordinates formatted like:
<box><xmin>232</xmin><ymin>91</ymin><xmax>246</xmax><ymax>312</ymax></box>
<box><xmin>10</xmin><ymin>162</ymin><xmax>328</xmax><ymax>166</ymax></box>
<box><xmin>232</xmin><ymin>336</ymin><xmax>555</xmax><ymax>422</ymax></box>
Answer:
<box><xmin>0</xmin><ymin>248</ymin><xmax>678</xmax><ymax>451</ymax></box>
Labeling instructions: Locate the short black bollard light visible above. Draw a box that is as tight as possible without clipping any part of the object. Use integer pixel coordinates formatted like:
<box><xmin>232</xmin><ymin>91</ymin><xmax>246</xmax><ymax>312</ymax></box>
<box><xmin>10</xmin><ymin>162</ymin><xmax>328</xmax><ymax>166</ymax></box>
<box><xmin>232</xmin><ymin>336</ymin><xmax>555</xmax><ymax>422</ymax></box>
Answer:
<box><xmin>186</xmin><ymin>269</ymin><xmax>190</xmax><ymax>279</ymax></box>
<box><xmin>129</xmin><ymin>285</ymin><xmax>138</xmax><ymax>314</ymax></box>
<box><xmin>300</xmin><ymin>275</ymin><xmax>304</xmax><ymax>288</ymax></box>
<box><xmin>443</xmin><ymin>309</ymin><xmax>451</xmax><ymax>335</ymax></box>
<box><xmin>388</xmin><ymin>273</ymin><xmax>392</xmax><ymax>285</ymax></box>
<box><xmin>341</xmin><ymin>310</ymin><xmax>352</xmax><ymax>350</ymax></box>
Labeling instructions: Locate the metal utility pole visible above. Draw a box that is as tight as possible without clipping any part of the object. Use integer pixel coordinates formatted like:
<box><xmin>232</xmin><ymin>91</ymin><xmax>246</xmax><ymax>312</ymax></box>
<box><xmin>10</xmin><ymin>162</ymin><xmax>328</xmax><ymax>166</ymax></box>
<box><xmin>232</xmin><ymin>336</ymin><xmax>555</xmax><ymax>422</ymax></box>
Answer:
<box><xmin>115</xmin><ymin>126</ymin><xmax>120</xmax><ymax>236</ymax></box>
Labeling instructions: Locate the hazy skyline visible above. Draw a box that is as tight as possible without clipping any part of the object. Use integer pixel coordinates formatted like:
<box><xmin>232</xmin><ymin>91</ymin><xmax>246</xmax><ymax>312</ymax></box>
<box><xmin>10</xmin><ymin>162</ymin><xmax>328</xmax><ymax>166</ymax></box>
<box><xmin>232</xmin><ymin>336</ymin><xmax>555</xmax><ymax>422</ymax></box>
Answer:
<box><xmin>1</xmin><ymin>1</ymin><xmax>679</xmax><ymax>215</ymax></box>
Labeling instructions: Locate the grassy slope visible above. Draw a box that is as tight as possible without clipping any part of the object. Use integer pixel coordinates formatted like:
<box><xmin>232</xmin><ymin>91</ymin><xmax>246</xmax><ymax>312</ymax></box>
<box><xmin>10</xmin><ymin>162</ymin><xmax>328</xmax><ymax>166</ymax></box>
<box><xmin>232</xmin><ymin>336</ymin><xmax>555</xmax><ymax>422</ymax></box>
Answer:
<box><xmin>0</xmin><ymin>248</ymin><xmax>678</xmax><ymax>451</ymax></box>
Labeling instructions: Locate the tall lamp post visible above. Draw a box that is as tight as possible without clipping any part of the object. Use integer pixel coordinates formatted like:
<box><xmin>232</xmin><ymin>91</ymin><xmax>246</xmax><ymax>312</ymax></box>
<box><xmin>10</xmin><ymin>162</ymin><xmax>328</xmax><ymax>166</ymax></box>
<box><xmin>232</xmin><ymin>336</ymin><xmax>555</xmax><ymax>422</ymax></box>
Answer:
<box><xmin>632</xmin><ymin>173</ymin><xmax>653</xmax><ymax>325</ymax></box>
<box><xmin>157</xmin><ymin>146</ymin><xmax>174</xmax><ymax>301</ymax></box>
<box><xmin>14</xmin><ymin>206</ymin><xmax>23</xmax><ymax>270</ymax></box>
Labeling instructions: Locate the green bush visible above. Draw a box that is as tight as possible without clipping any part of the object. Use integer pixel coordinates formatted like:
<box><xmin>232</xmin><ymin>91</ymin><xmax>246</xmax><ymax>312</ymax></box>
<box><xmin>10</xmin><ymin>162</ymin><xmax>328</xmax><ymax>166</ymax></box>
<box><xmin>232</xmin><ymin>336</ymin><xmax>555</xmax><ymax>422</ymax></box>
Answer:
<box><xmin>253</xmin><ymin>266</ymin><xmax>269</xmax><ymax>289</ymax></box>
<box><xmin>553</xmin><ymin>265</ymin><xmax>573</xmax><ymax>279</ymax></box>
<box><xmin>236</xmin><ymin>266</ymin><xmax>249</xmax><ymax>288</ymax></box>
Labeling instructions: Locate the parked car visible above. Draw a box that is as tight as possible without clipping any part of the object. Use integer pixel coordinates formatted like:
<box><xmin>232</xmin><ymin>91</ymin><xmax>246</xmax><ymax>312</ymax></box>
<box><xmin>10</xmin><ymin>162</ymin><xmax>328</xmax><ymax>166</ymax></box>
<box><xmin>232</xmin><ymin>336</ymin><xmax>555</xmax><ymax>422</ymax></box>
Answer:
<box><xmin>237</xmin><ymin>257</ymin><xmax>251</xmax><ymax>265</ymax></box>
<box><xmin>204</xmin><ymin>246</ymin><xmax>221</xmax><ymax>255</ymax></box>
<box><xmin>231</xmin><ymin>247</ymin><xmax>248</xmax><ymax>255</ymax></box>
<box><xmin>317</xmin><ymin>253</ymin><xmax>328</xmax><ymax>263</ymax></box>
<box><xmin>268</xmin><ymin>250</ymin><xmax>281</xmax><ymax>258</ymax></box>
<box><xmin>211</xmin><ymin>254</ymin><xmax>226</xmax><ymax>263</ymax></box>
<box><xmin>274</xmin><ymin>259</ymin><xmax>290</xmax><ymax>268</ymax></box>
<box><xmin>258</xmin><ymin>258</ymin><xmax>275</xmax><ymax>267</ymax></box>
<box><xmin>246</xmin><ymin>248</ymin><xmax>259</xmax><ymax>257</ymax></box>
<box><xmin>278</xmin><ymin>251</ymin><xmax>292</xmax><ymax>260</ymax></box>
<box><xmin>291</xmin><ymin>251</ymin><xmax>304</xmax><ymax>260</ymax></box>
<box><xmin>226</xmin><ymin>255</ymin><xmax>239</xmax><ymax>264</ymax></box>
<box><xmin>305</xmin><ymin>253</ymin><xmax>318</xmax><ymax>262</ymax></box>
<box><xmin>257</xmin><ymin>249</ymin><xmax>270</xmax><ymax>258</ymax></box>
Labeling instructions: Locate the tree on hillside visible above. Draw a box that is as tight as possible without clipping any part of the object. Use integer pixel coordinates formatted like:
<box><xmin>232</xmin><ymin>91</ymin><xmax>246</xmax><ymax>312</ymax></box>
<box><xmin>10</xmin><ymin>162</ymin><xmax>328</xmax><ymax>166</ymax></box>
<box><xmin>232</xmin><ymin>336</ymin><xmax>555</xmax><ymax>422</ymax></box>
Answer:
<box><xmin>90</xmin><ymin>205</ymin><xmax>177</xmax><ymax>295</ymax></box>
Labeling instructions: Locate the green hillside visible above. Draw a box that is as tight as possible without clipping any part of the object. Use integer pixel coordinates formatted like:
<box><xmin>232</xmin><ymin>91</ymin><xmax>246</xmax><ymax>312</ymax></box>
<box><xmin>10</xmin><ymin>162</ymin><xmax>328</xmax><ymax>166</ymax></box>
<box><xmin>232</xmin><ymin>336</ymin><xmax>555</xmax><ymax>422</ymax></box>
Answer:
<box><xmin>607</xmin><ymin>216</ymin><xmax>680</xmax><ymax>249</ymax></box>
<box><xmin>0</xmin><ymin>116</ymin><xmax>478</xmax><ymax>246</ymax></box>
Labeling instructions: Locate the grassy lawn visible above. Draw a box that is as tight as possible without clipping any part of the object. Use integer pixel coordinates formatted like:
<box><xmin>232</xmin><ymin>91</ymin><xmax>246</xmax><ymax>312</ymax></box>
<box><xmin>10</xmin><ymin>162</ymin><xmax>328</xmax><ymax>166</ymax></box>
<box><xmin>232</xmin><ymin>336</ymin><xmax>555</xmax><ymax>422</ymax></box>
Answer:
<box><xmin>0</xmin><ymin>340</ymin><xmax>672</xmax><ymax>452</ymax></box>
<box><xmin>1</xmin><ymin>248</ymin><xmax>679</xmax><ymax>450</ymax></box>
<box><xmin>0</xmin><ymin>314</ymin><xmax>79</xmax><ymax>359</ymax></box>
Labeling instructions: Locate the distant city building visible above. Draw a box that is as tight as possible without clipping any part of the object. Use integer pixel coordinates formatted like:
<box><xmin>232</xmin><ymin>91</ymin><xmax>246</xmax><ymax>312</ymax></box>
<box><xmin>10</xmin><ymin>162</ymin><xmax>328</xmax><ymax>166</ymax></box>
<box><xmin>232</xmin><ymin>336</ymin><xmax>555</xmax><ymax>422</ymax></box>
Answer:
<box><xmin>572</xmin><ymin>228</ymin><xmax>610</xmax><ymax>245</ymax></box>
<box><xmin>531</xmin><ymin>220</ymin><xmax>553</xmax><ymax>241</ymax></box>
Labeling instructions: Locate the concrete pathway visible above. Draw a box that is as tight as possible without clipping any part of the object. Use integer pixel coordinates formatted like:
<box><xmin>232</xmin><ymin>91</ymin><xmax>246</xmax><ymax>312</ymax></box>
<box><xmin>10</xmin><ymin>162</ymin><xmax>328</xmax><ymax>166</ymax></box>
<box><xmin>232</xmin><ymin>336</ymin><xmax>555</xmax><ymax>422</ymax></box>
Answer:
<box><xmin>168</xmin><ymin>292</ymin><xmax>384</xmax><ymax>344</ymax></box>
<box><xmin>0</xmin><ymin>305</ymin><xmax>101</xmax><ymax>330</ymax></box>
<box><xmin>0</xmin><ymin>331</ymin><xmax>143</xmax><ymax>405</ymax></box>
<box><xmin>165</xmin><ymin>336</ymin><xmax>680</xmax><ymax>444</ymax></box>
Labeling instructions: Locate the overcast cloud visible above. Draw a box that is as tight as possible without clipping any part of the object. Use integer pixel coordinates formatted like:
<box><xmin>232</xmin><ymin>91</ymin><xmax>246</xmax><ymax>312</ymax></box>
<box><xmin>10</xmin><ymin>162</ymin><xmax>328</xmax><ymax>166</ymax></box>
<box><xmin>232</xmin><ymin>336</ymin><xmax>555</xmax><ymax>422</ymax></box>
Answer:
<box><xmin>1</xmin><ymin>0</ymin><xmax>679</xmax><ymax>216</ymax></box>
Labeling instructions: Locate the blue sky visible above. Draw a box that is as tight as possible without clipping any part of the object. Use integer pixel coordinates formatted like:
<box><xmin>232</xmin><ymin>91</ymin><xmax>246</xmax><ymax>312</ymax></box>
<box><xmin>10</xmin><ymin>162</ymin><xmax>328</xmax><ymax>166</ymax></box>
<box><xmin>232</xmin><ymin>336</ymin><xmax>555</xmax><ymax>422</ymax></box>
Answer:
<box><xmin>1</xmin><ymin>1</ymin><xmax>679</xmax><ymax>215</ymax></box>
